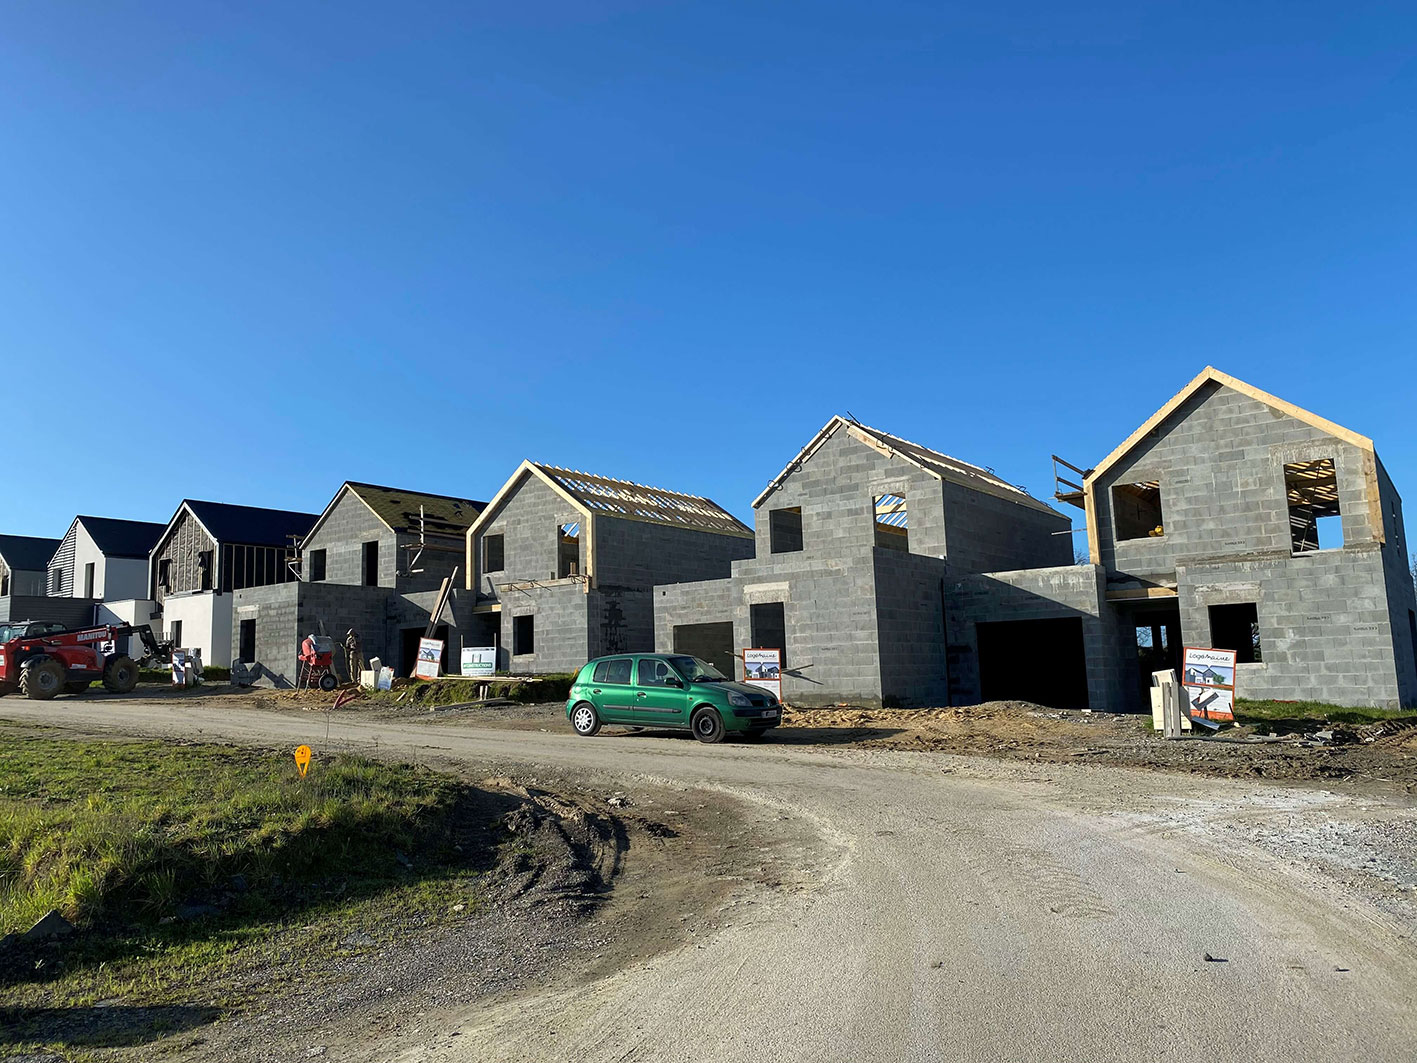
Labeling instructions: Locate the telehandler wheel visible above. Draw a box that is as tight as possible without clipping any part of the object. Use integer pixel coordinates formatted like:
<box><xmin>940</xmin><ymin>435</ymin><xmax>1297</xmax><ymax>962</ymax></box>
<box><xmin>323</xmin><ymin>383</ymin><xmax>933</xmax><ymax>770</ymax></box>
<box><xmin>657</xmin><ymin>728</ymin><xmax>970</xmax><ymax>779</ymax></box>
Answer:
<box><xmin>20</xmin><ymin>659</ymin><xmax>64</xmax><ymax>701</ymax></box>
<box><xmin>102</xmin><ymin>655</ymin><xmax>140</xmax><ymax>694</ymax></box>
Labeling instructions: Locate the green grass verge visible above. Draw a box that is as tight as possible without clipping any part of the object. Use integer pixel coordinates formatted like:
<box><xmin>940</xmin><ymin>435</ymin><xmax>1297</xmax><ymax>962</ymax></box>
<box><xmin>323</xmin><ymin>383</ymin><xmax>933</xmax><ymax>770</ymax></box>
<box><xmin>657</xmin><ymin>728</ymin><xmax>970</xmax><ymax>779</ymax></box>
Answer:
<box><xmin>1234</xmin><ymin>698</ymin><xmax>1417</xmax><ymax>731</ymax></box>
<box><xmin>0</xmin><ymin>729</ymin><xmax>499</xmax><ymax>1029</ymax></box>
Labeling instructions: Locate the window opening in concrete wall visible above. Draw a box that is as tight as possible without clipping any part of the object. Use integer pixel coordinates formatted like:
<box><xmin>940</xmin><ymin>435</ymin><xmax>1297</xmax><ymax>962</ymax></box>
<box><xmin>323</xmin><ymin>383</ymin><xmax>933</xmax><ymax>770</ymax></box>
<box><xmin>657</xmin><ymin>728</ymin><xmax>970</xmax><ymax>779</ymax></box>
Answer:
<box><xmin>1209</xmin><ymin>603</ymin><xmax>1263</xmax><ymax>663</ymax></box>
<box><xmin>558</xmin><ymin>522</ymin><xmax>581</xmax><ymax>579</ymax></box>
<box><xmin>513</xmin><ymin>614</ymin><xmax>535</xmax><ymax>656</ymax></box>
<box><xmin>977</xmin><ymin>617</ymin><xmax>1089</xmax><ymax>710</ymax></box>
<box><xmin>239</xmin><ymin>619</ymin><xmax>256</xmax><ymax>663</ymax></box>
<box><xmin>770</xmin><ymin>507</ymin><xmax>804</xmax><ymax>553</ymax></box>
<box><xmin>308</xmin><ymin>549</ymin><xmax>326</xmax><ymax>582</ymax></box>
<box><xmin>158</xmin><ymin>560</ymin><xmax>171</xmax><ymax>593</ymax></box>
<box><xmin>83</xmin><ymin>563</ymin><xmax>95</xmax><ymax>599</ymax></box>
<box><xmin>1285</xmin><ymin>458</ymin><xmax>1342</xmax><ymax>553</ymax></box>
<box><xmin>199</xmin><ymin>550</ymin><xmax>213</xmax><ymax>592</ymax></box>
<box><xmin>1113</xmin><ymin>481</ymin><xmax>1164</xmax><ymax>541</ymax></box>
<box><xmin>749</xmin><ymin>602</ymin><xmax>787</xmax><ymax>668</ymax></box>
<box><xmin>484</xmin><ymin>534</ymin><xmax>505</xmax><ymax>574</ymax></box>
<box><xmin>170</xmin><ymin>620</ymin><xmax>183</xmax><ymax>649</ymax></box>
<box><xmin>873</xmin><ymin>494</ymin><xmax>909</xmax><ymax>552</ymax></box>
<box><xmin>672</xmin><ymin>621</ymin><xmax>736</xmax><ymax>678</ymax></box>
<box><xmin>362</xmin><ymin>541</ymin><xmax>379</xmax><ymax>586</ymax></box>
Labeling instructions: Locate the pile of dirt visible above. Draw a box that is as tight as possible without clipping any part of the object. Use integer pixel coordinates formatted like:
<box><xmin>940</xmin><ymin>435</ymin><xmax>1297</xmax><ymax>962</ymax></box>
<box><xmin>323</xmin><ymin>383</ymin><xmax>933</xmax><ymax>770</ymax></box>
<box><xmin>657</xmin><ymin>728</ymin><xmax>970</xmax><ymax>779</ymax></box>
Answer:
<box><xmin>775</xmin><ymin>702</ymin><xmax>1417</xmax><ymax>793</ymax></box>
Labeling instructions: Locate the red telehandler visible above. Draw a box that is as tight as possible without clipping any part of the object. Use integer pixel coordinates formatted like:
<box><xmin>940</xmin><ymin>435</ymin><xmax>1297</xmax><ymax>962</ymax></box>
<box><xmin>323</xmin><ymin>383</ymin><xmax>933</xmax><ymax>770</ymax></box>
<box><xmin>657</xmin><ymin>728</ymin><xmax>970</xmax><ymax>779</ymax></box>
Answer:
<box><xmin>0</xmin><ymin>620</ymin><xmax>172</xmax><ymax>700</ymax></box>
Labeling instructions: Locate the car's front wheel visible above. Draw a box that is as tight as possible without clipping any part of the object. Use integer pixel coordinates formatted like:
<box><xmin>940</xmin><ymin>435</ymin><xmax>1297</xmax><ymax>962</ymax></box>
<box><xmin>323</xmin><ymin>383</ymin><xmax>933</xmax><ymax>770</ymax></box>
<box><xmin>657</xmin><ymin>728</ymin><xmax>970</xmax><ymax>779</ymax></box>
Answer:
<box><xmin>571</xmin><ymin>701</ymin><xmax>601</xmax><ymax>737</ymax></box>
<box><xmin>691</xmin><ymin>706</ymin><xmax>726</xmax><ymax>744</ymax></box>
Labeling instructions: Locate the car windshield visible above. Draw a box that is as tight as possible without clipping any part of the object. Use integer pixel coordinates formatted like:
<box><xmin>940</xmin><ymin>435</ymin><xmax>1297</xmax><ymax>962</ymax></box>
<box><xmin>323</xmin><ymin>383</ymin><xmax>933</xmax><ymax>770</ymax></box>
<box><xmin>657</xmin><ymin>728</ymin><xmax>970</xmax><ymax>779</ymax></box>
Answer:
<box><xmin>669</xmin><ymin>656</ymin><xmax>727</xmax><ymax>682</ymax></box>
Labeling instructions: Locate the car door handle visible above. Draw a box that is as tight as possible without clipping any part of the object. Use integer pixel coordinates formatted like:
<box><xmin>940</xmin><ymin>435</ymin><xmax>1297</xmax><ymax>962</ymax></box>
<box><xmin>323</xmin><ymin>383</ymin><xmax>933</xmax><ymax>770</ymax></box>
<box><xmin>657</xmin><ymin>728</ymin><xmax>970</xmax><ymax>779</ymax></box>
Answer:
<box><xmin>636</xmin><ymin>691</ymin><xmax>647</xmax><ymax>698</ymax></box>
<box><xmin>592</xmin><ymin>688</ymin><xmax>601</xmax><ymax>694</ymax></box>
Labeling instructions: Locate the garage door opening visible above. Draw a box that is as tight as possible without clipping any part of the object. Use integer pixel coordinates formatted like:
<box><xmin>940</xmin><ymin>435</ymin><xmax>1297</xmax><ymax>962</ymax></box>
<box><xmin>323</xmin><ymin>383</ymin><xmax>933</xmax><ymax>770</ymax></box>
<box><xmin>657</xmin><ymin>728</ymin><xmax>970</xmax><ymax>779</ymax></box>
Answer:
<box><xmin>975</xmin><ymin>617</ymin><xmax>1088</xmax><ymax>710</ymax></box>
<box><xmin>672</xmin><ymin>621</ymin><xmax>736</xmax><ymax>679</ymax></box>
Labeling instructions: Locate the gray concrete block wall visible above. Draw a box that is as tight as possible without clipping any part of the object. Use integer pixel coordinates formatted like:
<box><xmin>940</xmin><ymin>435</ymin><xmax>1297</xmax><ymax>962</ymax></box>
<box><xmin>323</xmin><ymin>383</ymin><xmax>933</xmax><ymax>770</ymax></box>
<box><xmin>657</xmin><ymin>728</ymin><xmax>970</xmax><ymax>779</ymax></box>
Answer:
<box><xmin>946</xmin><ymin>565</ymin><xmax>1130</xmax><ymax>712</ymax></box>
<box><xmin>654</xmin><ymin>577</ymin><xmax>736</xmax><ymax>655</ymax></box>
<box><xmin>472</xmin><ymin>475</ymin><xmax>582</xmax><ymax>600</ymax></box>
<box><xmin>232</xmin><ymin>582</ymin><xmax>387</xmax><ymax>688</ymax></box>
<box><xmin>1375</xmin><ymin>458</ymin><xmax>1417</xmax><ymax>705</ymax></box>
<box><xmin>500</xmin><ymin>582</ymin><xmax>589</xmax><ymax>675</ymax></box>
<box><xmin>587</xmin><ymin>588</ymin><xmax>654</xmax><ymax>658</ymax></box>
<box><xmin>591</xmin><ymin>515</ymin><xmax>754</xmax><ymax>590</ymax></box>
<box><xmin>654</xmin><ymin>551</ymin><xmax>887</xmax><ymax>707</ymax></box>
<box><xmin>1095</xmin><ymin>382</ymin><xmax>1379</xmax><ymax>577</ymax></box>
<box><xmin>1178</xmin><ymin>549</ymin><xmax>1406</xmax><ymax>708</ymax></box>
<box><xmin>754</xmin><ymin>428</ymin><xmax>946</xmax><ymax>561</ymax></box>
<box><xmin>304</xmin><ymin>490</ymin><xmax>399</xmax><ymax>588</ymax></box>
<box><xmin>939</xmin><ymin>480</ymin><xmax>1073</xmax><ymax>574</ymax></box>
<box><xmin>872</xmin><ymin>551</ymin><xmax>950</xmax><ymax>706</ymax></box>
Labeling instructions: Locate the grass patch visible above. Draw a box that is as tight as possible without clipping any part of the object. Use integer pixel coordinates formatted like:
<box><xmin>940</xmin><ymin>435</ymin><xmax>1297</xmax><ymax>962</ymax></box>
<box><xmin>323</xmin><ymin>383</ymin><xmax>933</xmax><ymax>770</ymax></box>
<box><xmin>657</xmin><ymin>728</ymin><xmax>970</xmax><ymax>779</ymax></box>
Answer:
<box><xmin>1235</xmin><ymin>698</ymin><xmax>1417</xmax><ymax>732</ymax></box>
<box><xmin>0</xmin><ymin>728</ymin><xmax>508</xmax><ymax>1031</ymax></box>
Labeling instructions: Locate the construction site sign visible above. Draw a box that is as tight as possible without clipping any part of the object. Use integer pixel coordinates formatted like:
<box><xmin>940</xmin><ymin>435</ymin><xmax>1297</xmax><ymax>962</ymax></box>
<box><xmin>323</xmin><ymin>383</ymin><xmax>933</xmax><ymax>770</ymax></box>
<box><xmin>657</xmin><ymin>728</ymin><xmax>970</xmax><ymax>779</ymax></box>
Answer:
<box><xmin>1181</xmin><ymin>646</ymin><xmax>1237</xmax><ymax>728</ymax></box>
<box><xmin>294</xmin><ymin>745</ymin><xmax>312</xmax><ymax>778</ymax></box>
<box><xmin>743</xmin><ymin>648</ymin><xmax>782</xmax><ymax>699</ymax></box>
<box><xmin>461</xmin><ymin>646</ymin><xmax>495</xmax><ymax>678</ymax></box>
<box><xmin>414</xmin><ymin>638</ymin><xmax>444</xmax><ymax>681</ymax></box>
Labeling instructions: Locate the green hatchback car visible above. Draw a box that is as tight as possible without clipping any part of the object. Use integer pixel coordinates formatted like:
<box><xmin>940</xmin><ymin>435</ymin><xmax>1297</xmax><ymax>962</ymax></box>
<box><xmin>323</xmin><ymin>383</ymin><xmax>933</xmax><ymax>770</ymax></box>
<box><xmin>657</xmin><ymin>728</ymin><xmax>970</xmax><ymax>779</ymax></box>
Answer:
<box><xmin>566</xmin><ymin>653</ymin><xmax>782</xmax><ymax>743</ymax></box>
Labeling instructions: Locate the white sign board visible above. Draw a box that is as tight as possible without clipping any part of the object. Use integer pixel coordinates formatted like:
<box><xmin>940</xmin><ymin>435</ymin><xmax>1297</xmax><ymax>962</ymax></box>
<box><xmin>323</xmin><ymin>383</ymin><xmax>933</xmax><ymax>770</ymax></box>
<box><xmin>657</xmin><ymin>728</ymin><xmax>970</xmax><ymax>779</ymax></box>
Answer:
<box><xmin>461</xmin><ymin>646</ymin><xmax>496</xmax><ymax>678</ymax></box>
<box><xmin>1181</xmin><ymin>646</ymin><xmax>1238</xmax><ymax>728</ymax></box>
<box><xmin>414</xmin><ymin>637</ymin><xmax>444</xmax><ymax>681</ymax></box>
<box><xmin>743</xmin><ymin>647</ymin><xmax>782</xmax><ymax>699</ymax></box>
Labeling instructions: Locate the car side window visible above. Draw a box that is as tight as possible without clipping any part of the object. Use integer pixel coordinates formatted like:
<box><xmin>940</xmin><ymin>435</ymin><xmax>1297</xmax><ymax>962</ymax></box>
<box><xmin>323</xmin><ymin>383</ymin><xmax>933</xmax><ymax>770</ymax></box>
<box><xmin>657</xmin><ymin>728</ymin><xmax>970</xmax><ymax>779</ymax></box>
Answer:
<box><xmin>637</xmin><ymin>659</ymin><xmax>677</xmax><ymax>687</ymax></box>
<box><xmin>593</xmin><ymin>658</ymin><xmax>632</xmax><ymax>684</ymax></box>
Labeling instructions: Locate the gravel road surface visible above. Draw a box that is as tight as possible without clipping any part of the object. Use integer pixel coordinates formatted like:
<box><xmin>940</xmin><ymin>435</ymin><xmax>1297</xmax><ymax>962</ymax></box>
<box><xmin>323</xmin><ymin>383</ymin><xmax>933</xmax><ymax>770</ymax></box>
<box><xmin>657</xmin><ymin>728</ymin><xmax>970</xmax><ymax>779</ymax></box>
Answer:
<box><xmin>3</xmin><ymin>696</ymin><xmax>1413</xmax><ymax>1063</ymax></box>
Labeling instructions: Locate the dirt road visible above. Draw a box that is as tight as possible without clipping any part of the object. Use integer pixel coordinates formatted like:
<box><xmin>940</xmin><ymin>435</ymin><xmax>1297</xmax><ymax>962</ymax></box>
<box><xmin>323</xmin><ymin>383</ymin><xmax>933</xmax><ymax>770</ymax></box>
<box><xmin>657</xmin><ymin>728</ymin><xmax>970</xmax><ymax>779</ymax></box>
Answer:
<box><xmin>4</xmin><ymin>696</ymin><xmax>1414</xmax><ymax>1062</ymax></box>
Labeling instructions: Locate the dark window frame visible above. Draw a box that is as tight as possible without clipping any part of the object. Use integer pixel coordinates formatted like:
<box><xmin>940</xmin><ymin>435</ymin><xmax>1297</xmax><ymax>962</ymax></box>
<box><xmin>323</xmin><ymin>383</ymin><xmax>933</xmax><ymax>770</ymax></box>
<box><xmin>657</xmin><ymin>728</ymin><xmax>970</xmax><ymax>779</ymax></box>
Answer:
<box><xmin>308</xmin><ymin>549</ymin><xmax>327</xmax><ymax>582</ymax></box>
<box><xmin>512</xmin><ymin>614</ymin><xmax>535</xmax><ymax>656</ymax></box>
<box><xmin>593</xmin><ymin>657</ymin><xmax>633</xmax><ymax>685</ymax></box>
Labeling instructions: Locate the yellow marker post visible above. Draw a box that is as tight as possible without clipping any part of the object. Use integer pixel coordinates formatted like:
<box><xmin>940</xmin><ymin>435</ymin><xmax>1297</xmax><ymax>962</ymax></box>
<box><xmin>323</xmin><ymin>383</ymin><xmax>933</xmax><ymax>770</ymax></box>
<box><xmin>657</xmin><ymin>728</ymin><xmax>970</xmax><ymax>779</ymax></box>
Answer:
<box><xmin>294</xmin><ymin>745</ymin><xmax>312</xmax><ymax>778</ymax></box>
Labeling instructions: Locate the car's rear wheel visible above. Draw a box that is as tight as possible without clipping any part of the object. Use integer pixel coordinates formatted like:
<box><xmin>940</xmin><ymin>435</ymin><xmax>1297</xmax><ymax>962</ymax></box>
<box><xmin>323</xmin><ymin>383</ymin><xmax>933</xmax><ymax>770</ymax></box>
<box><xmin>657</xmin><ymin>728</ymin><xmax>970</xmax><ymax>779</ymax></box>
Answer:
<box><xmin>571</xmin><ymin>701</ymin><xmax>601</xmax><ymax>737</ymax></box>
<box><xmin>691</xmin><ymin>706</ymin><xmax>726</xmax><ymax>744</ymax></box>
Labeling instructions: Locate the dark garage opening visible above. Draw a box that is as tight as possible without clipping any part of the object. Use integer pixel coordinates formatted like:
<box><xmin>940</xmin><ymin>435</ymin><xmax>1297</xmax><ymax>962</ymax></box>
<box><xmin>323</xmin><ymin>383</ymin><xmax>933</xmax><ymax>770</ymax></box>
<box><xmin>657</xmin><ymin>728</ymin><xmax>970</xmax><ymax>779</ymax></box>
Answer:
<box><xmin>672</xmin><ymin>621</ymin><xmax>736</xmax><ymax>679</ymax></box>
<box><xmin>975</xmin><ymin>617</ymin><xmax>1088</xmax><ymax>710</ymax></box>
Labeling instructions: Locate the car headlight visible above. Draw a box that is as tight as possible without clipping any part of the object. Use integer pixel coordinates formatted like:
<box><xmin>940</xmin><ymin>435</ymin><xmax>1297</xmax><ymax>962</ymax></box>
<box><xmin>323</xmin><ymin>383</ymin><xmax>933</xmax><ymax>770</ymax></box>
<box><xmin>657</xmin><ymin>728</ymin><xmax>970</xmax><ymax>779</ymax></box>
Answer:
<box><xmin>727</xmin><ymin>691</ymin><xmax>750</xmax><ymax>707</ymax></box>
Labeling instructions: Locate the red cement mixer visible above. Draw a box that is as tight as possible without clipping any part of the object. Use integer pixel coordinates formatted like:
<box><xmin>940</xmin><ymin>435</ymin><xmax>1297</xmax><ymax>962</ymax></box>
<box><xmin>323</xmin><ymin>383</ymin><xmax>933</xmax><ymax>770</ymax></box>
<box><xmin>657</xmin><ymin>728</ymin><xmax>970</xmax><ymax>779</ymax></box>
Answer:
<box><xmin>298</xmin><ymin>634</ymin><xmax>339</xmax><ymax>692</ymax></box>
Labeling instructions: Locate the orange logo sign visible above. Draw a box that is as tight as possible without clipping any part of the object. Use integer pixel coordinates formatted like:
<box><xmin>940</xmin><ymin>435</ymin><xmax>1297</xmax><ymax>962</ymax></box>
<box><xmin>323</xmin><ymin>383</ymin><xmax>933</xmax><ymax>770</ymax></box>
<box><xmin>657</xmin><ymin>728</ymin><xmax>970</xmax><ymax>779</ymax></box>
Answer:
<box><xmin>294</xmin><ymin>745</ymin><xmax>312</xmax><ymax>778</ymax></box>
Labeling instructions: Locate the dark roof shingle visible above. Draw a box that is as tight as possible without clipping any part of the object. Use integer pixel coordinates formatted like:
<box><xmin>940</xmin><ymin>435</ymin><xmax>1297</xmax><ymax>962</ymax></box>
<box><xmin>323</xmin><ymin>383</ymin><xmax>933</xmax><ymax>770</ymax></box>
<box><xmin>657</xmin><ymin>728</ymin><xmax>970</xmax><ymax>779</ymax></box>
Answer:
<box><xmin>77</xmin><ymin>517</ymin><xmax>167</xmax><ymax>559</ymax></box>
<box><xmin>0</xmin><ymin>534</ymin><xmax>62</xmax><ymax>571</ymax></box>
<box><xmin>183</xmin><ymin>501</ymin><xmax>318</xmax><ymax>548</ymax></box>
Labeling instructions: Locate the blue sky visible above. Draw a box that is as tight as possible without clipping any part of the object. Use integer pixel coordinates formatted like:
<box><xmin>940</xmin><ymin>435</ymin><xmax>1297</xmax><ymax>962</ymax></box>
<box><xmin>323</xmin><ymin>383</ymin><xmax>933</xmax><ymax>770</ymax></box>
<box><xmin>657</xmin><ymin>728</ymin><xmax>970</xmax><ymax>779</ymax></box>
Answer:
<box><xmin>2</xmin><ymin>1</ymin><xmax>1414</xmax><ymax>541</ymax></box>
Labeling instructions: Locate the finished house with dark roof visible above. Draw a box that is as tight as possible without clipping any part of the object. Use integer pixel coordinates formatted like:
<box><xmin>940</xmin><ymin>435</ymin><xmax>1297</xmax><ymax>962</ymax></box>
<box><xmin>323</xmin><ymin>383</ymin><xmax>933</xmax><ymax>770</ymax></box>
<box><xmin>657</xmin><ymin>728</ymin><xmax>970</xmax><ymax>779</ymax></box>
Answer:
<box><xmin>232</xmin><ymin>482</ymin><xmax>485</xmax><ymax>686</ymax></box>
<box><xmin>48</xmin><ymin>516</ymin><xmax>166</xmax><ymax>602</ymax></box>
<box><xmin>149</xmin><ymin>500</ymin><xmax>318</xmax><ymax>667</ymax></box>
<box><xmin>0</xmin><ymin>534</ymin><xmax>61</xmax><ymax>598</ymax></box>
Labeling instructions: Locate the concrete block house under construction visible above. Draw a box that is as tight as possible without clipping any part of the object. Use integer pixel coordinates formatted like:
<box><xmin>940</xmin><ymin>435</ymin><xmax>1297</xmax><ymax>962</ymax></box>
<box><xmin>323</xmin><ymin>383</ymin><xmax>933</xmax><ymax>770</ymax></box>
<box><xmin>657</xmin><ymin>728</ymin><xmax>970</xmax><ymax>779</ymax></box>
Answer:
<box><xmin>653</xmin><ymin>417</ymin><xmax>1073</xmax><ymax>707</ymax></box>
<box><xmin>465</xmin><ymin>462</ymin><xmax>756</xmax><ymax>675</ymax></box>
<box><xmin>948</xmin><ymin>367</ymin><xmax>1417</xmax><ymax>711</ymax></box>
<box><xmin>232</xmin><ymin>482</ymin><xmax>484</xmax><ymax>686</ymax></box>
